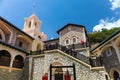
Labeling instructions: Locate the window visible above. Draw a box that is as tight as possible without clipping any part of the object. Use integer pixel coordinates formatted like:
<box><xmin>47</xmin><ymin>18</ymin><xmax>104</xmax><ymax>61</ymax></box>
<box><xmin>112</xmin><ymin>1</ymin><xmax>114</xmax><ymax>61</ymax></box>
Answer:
<box><xmin>73</xmin><ymin>38</ymin><xmax>76</xmax><ymax>43</ymax></box>
<box><xmin>66</xmin><ymin>40</ymin><xmax>69</xmax><ymax>45</ymax></box>
<box><xmin>18</xmin><ymin>42</ymin><xmax>23</xmax><ymax>47</ymax></box>
<box><xmin>35</xmin><ymin>22</ymin><xmax>37</xmax><ymax>27</ymax></box>
<box><xmin>38</xmin><ymin>36</ymin><xmax>41</xmax><ymax>39</ymax></box>
<box><xmin>106</xmin><ymin>48</ymin><xmax>112</xmax><ymax>57</ymax></box>
<box><xmin>29</xmin><ymin>21</ymin><xmax>32</xmax><ymax>28</ymax></box>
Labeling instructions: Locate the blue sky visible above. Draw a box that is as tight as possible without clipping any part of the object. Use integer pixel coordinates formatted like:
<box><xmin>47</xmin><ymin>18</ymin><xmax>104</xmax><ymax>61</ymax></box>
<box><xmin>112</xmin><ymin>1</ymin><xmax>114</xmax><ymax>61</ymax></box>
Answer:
<box><xmin>0</xmin><ymin>0</ymin><xmax>120</xmax><ymax>40</ymax></box>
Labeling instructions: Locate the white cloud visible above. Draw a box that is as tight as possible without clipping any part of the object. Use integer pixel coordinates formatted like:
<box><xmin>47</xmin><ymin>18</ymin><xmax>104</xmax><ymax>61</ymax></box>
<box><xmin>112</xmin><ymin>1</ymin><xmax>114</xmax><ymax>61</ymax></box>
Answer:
<box><xmin>109</xmin><ymin>0</ymin><xmax>120</xmax><ymax>10</ymax></box>
<box><xmin>93</xmin><ymin>18</ymin><xmax>120</xmax><ymax>31</ymax></box>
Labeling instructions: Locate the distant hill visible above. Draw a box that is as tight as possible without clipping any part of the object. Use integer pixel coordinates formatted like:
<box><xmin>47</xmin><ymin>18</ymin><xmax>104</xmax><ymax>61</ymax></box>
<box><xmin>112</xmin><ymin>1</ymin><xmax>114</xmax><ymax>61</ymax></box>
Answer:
<box><xmin>88</xmin><ymin>27</ymin><xmax>120</xmax><ymax>48</ymax></box>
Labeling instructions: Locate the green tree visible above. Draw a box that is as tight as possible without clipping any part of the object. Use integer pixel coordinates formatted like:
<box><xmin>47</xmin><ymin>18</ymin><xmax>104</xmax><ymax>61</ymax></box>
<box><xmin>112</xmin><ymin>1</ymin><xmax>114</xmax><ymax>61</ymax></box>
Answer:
<box><xmin>88</xmin><ymin>27</ymin><xmax>120</xmax><ymax>43</ymax></box>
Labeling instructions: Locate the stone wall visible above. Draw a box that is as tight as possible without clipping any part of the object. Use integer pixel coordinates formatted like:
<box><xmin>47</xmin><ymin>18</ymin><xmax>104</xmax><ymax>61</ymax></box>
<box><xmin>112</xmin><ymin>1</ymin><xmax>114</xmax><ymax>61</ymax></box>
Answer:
<box><xmin>32</xmin><ymin>56</ymin><xmax>44</xmax><ymax>80</ymax></box>
<box><xmin>30</xmin><ymin>50</ymin><xmax>106</xmax><ymax>80</ymax></box>
<box><xmin>0</xmin><ymin>67</ymin><xmax>23</xmax><ymax>80</ymax></box>
<box><xmin>103</xmin><ymin>48</ymin><xmax>120</xmax><ymax>73</ymax></box>
<box><xmin>60</xmin><ymin>31</ymin><xmax>84</xmax><ymax>46</ymax></box>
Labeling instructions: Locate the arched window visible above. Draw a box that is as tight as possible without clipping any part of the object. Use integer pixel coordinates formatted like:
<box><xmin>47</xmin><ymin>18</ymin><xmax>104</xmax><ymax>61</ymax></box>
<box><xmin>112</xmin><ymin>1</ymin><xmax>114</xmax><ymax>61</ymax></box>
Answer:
<box><xmin>0</xmin><ymin>50</ymin><xmax>11</xmax><ymax>67</ymax></box>
<box><xmin>106</xmin><ymin>47</ymin><xmax>114</xmax><ymax>57</ymax></box>
<box><xmin>35</xmin><ymin>22</ymin><xmax>37</xmax><ymax>27</ymax></box>
<box><xmin>73</xmin><ymin>37</ymin><xmax>76</xmax><ymax>44</ymax></box>
<box><xmin>13</xmin><ymin>55</ymin><xmax>24</xmax><ymax>69</ymax></box>
<box><xmin>29</xmin><ymin>21</ymin><xmax>32</xmax><ymax>28</ymax></box>
<box><xmin>17</xmin><ymin>40</ymin><xmax>27</xmax><ymax>50</ymax></box>
<box><xmin>66</xmin><ymin>40</ymin><xmax>69</xmax><ymax>44</ymax></box>
<box><xmin>18</xmin><ymin>41</ymin><xmax>23</xmax><ymax>47</ymax></box>
<box><xmin>37</xmin><ymin>44</ymin><xmax>41</xmax><ymax>51</ymax></box>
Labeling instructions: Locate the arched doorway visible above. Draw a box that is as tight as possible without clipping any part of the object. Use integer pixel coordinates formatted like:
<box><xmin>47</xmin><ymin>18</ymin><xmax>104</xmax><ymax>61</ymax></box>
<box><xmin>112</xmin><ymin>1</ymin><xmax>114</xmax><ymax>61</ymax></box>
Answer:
<box><xmin>54</xmin><ymin>68</ymin><xmax>63</xmax><ymax>80</ymax></box>
<box><xmin>113</xmin><ymin>71</ymin><xmax>119</xmax><ymax>80</ymax></box>
<box><xmin>37</xmin><ymin>44</ymin><xmax>42</xmax><ymax>51</ymax></box>
<box><xmin>13</xmin><ymin>55</ymin><xmax>24</xmax><ymax>69</ymax></box>
<box><xmin>0</xmin><ymin>50</ymin><xmax>11</xmax><ymax>67</ymax></box>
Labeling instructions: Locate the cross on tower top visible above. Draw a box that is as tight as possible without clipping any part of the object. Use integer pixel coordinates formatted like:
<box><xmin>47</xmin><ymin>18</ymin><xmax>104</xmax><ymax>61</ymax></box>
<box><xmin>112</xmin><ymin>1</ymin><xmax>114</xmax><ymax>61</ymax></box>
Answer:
<box><xmin>32</xmin><ymin>0</ymin><xmax>36</xmax><ymax>14</ymax></box>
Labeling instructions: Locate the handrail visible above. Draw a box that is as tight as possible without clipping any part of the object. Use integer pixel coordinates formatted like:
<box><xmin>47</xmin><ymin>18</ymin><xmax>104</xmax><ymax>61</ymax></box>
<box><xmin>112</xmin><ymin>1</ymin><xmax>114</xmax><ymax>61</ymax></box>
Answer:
<box><xmin>29</xmin><ymin>43</ymin><xmax>103</xmax><ymax>67</ymax></box>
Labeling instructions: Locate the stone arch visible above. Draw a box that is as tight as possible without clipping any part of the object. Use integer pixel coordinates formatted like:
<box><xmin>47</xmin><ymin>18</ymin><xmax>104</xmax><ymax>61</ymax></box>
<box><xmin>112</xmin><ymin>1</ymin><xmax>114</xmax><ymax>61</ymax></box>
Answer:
<box><xmin>71</xmin><ymin>36</ymin><xmax>78</xmax><ymax>44</ymax></box>
<box><xmin>114</xmin><ymin>36</ymin><xmax>120</xmax><ymax>47</ymax></box>
<box><xmin>0</xmin><ymin>29</ymin><xmax>5</xmax><ymax>41</ymax></box>
<box><xmin>47</xmin><ymin>62</ymin><xmax>63</xmax><ymax>72</ymax></box>
<box><xmin>64</xmin><ymin>37</ymin><xmax>70</xmax><ymax>46</ymax></box>
<box><xmin>13</xmin><ymin>55</ymin><xmax>24</xmax><ymax>69</ymax></box>
<box><xmin>100</xmin><ymin>44</ymin><xmax>112</xmax><ymax>54</ymax></box>
<box><xmin>114</xmin><ymin>37</ymin><xmax>120</xmax><ymax>55</ymax></box>
<box><xmin>0</xmin><ymin>50</ymin><xmax>11</xmax><ymax>67</ymax></box>
<box><xmin>52</xmin><ymin>62</ymin><xmax>63</xmax><ymax>66</ymax></box>
<box><xmin>101</xmin><ymin>45</ymin><xmax>116</xmax><ymax>57</ymax></box>
<box><xmin>0</xmin><ymin>22</ymin><xmax>12</xmax><ymax>42</ymax></box>
<box><xmin>109</xmin><ymin>68</ymin><xmax>120</xmax><ymax>80</ymax></box>
<box><xmin>36</xmin><ymin>43</ymin><xmax>42</xmax><ymax>51</ymax></box>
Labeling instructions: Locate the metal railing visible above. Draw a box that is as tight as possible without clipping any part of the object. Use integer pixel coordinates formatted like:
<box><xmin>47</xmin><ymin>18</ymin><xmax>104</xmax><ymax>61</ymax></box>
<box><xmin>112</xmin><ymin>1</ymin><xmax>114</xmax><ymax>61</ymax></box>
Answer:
<box><xmin>29</xmin><ymin>43</ymin><xmax>103</xmax><ymax>67</ymax></box>
<box><xmin>29</xmin><ymin>50</ymin><xmax>44</xmax><ymax>55</ymax></box>
<box><xmin>90</xmin><ymin>57</ymin><xmax>103</xmax><ymax>67</ymax></box>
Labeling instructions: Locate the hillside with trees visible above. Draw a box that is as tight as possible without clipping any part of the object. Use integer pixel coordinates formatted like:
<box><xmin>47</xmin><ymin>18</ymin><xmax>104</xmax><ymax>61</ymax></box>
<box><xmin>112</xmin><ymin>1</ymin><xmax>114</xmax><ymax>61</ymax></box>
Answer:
<box><xmin>88</xmin><ymin>27</ymin><xmax>120</xmax><ymax>47</ymax></box>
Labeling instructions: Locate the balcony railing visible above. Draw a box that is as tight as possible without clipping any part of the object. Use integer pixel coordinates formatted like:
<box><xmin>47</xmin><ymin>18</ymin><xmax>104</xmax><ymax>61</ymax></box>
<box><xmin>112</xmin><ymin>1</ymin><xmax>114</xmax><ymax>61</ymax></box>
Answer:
<box><xmin>29</xmin><ymin>43</ymin><xmax>90</xmax><ymax>65</ymax></box>
<box><xmin>29</xmin><ymin>43</ymin><xmax>103</xmax><ymax>67</ymax></box>
<box><xmin>29</xmin><ymin>50</ymin><xmax>44</xmax><ymax>55</ymax></box>
<box><xmin>90</xmin><ymin>57</ymin><xmax>103</xmax><ymax>67</ymax></box>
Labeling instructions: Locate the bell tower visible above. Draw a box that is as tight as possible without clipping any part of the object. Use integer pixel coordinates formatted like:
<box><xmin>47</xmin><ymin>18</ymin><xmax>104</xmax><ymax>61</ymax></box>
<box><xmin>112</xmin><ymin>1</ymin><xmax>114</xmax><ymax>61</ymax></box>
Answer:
<box><xmin>23</xmin><ymin>14</ymin><xmax>46</xmax><ymax>41</ymax></box>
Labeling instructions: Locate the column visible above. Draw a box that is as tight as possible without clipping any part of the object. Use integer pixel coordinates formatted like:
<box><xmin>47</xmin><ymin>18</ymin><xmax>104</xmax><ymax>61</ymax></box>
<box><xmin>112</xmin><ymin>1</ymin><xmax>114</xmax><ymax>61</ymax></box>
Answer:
<box><xmin>8</xmin><ymin>55</ymin><xmax>15</xmax><ymax>72</ymax></box>
<box><xmin>9</xmin><ymin>55</ymin><xmax>15</xmax><ymax>68</ymax></box>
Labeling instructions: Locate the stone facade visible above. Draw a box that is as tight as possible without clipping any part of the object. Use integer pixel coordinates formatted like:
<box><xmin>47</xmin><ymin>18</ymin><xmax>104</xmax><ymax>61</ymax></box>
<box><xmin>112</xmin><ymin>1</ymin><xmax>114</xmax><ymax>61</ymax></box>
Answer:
<box><xmin>91</xmin><ymin>31</ymin><xmax>120</xmax><ymax>80</ymax></box>
<box><xmin>28</xmin><ymin>50</ymin><xmax>106</xmax><ymax>80</ymax></box>
<box><xmin>102</xmin><ymin>47</ymin><xmax>120</xmax><ymax>73</ymax></box>
<box><xmin>58</xmin><ymin>24</ymin><xmax>88</xmax><ymax>47</ymax></box>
